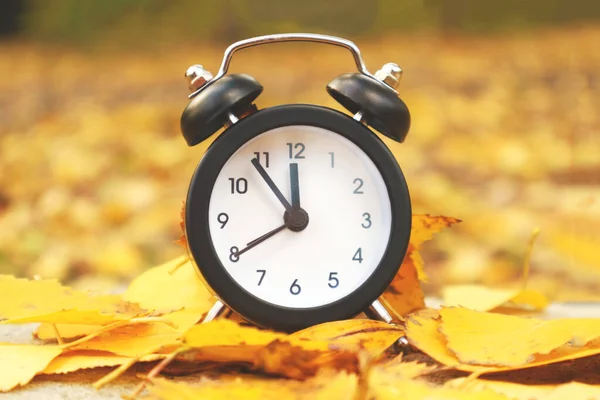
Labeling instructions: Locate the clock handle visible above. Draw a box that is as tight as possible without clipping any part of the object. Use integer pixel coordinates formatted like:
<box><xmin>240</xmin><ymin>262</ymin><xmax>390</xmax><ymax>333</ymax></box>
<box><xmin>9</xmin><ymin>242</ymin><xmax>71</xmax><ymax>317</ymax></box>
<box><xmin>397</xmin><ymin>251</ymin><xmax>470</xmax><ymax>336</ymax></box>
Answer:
<box><xmin>189</xmin><ymin>33</ymin><xmax>376</xmax><ymax>99</ymax></box>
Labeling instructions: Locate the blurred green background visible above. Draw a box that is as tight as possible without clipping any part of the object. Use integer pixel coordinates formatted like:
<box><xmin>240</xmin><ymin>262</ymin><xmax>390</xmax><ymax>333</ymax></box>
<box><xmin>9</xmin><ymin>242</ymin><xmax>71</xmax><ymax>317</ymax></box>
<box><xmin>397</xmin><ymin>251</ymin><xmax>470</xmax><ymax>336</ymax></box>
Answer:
<box><xmin>0</xmin><ymin>1</ymin><xmax>598</xmax><ymax>300</ymax></box>
<box><xmin>2</xmin><ymin>0</ymin><xmax>600</xmax><ymax>45</ymax></box>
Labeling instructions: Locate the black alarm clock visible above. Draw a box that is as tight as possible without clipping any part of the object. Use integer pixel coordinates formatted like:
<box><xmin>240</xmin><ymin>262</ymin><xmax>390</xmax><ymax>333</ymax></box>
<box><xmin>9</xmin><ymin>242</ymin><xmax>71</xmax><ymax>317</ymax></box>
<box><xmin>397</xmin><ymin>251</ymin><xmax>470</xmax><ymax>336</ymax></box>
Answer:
<box><xmin>181</xmin><ymin>33</ymin><xmax>411</xmax><ymax>332</ymax></box>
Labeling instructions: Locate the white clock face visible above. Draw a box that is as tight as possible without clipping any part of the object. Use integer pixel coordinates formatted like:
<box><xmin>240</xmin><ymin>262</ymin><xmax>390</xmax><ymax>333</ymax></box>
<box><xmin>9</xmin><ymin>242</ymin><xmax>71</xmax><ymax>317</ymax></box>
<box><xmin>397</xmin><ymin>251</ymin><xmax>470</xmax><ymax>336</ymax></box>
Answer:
<box><xmin>208</xmin><ymin>125</ymin><xmax>392</xmax><ymax>308</ymax></box>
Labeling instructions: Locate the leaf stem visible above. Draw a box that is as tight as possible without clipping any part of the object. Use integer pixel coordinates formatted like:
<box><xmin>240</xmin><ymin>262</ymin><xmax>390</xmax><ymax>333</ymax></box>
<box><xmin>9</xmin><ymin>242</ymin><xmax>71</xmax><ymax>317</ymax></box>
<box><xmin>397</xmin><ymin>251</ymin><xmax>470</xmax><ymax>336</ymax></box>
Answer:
<box><xmin>124</xmin><ymin>346</ymin><xmax>187</xmax><ymax>399</ymax></box>
<box><xmin>522</xmin><ymin>227</ymin><xmax>540</xmax><ymax>290</ymax></box>
<box><xmin>93</xmin><ymin>357</ymin><xmax>138</xmax><ymax>389</ymax></box>
<box><xmin>168</xmin><ymin>255</ymin><xmax>189</xmax><ymax>275</ymax></box>
<box><xmin>60</xmin><ymin>317</ymin><xmax>176</xmax><ymax>350</ymax></box>
<box><xmin>50</xmin><ymin>324</ymin><xmax>65</xmax><ymax>345</ymax></box>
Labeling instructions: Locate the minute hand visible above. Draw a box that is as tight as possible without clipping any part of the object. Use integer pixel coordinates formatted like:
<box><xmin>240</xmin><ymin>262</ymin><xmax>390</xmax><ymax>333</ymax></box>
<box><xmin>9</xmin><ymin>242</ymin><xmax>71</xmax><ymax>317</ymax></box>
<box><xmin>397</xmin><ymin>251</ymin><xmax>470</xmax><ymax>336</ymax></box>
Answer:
<box><xmin>251</xmin><ymin>158</ymin><xmax>292</xmax><ymax>211</ymax></box>
<box><xmin>290</xmin><ymin>163</ymin><xmax>300</xmax><ymax>209</ymax></box>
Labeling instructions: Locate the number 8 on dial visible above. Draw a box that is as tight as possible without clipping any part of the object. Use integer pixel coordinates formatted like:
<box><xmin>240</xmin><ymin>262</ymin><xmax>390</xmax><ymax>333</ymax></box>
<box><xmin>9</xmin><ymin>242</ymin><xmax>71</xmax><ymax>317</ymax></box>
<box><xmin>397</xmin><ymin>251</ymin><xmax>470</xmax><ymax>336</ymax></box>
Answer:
<box><xmin>181</xmin><ymin>34</ymin><xmax>411</xmax><ymax>332</ymax></box>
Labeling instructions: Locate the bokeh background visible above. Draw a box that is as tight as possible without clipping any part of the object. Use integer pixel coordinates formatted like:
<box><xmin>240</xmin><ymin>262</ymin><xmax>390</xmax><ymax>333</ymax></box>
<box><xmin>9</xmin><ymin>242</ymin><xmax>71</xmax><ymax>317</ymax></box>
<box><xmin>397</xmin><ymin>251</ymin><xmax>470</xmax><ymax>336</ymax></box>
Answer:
<box><xmin>0</xmin><ymin>0</ymin><xmax>598</xmax><ymax>300</ymax></box>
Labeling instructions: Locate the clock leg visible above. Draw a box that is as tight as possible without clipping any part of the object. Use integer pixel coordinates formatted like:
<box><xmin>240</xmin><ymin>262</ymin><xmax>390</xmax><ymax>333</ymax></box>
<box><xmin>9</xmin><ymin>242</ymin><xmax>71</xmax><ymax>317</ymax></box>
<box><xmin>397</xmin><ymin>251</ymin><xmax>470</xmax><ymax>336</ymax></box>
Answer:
<box><xmin>365</xmin><ymin>299</ymin><xmax>393</xmax><ymax>323</ymax></box>
<box><xmin>365</xmin><ymin>299</ymin><xmax>411</xmax><ymax>348</ymax></box>
<box><xmin>201</xmin><ymin>299</ymin><xmax>232</xmax><ymax>323</ymax></box>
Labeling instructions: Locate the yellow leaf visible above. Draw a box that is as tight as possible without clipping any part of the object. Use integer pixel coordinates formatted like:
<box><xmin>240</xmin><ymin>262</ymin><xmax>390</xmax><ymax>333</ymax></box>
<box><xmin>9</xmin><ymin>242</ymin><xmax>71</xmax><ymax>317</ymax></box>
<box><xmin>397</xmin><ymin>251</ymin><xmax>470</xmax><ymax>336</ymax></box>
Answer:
<box><xmin>368</xmin><ymin>366</ymin><xmax>510</xmax><ymax>400</ymax></box>
<box><xmin>177</xmin><ymin>340</ymin><xmax>358</xmax><ymax>380</ymax></box>
<box><xmin>70</xmin><ymin>322</ymin><xmax>181</xmax><ymax>357</ymax></box>
<box><xmin>42</xmin><ymin>350</ymin><xmax>163</xmax><ymax>375</ymax></box>
<box><xmin>372</xmin><ymin>358</ymin><xmax>435</xmax><ymax>380</ymax></box>
<box><xmin>442</xmin><ymin>285</ymin><xmax>548</xmax><ymax>312</ymax></box>
<box><xmin>446</xmin><ymin>379</ymin><xmax>600</xmax><ymax>400</ymax></box>
<box><xmin>508</xmin><ymin>289</ymin><xmax>549</xmax><ymax>310</ymax></box>
<box><xmin>254</xmin><ymin>340</ymin><xmax>359</xmax><ymax>379</ymax></box>
<box><xmin>35</xmin><ymin>323</ymin><xmax>97</xmax><ymax>341</ymax></box>
<box><xmin>147</xmin><ymin>371</ymin><xmax>358</xmax><ymax>400</ymax></box>
<box><xmin>441</xmin><ymin>228</ymin><xmax>548</xmax><ymax>313</ymax></box>
<box><xmin>409</xmin><ymin>249</ymin><xmax>427</xmax><ymax>282</ymax></box>
<box><xmin>382</xmin><ymin>252</ymin><xmax>426</xmax><ymax>318</ymax></box>
<box><xmin>36</xmin><ymin>256</ymin><xmax>210</xmax><ymax>340</ymax></box>
<box><xmin>410</xmin><ymin>214</ymin><xmax>462</xmax><ymax>248</ymax></box>
<box><xmin>543</xmin><ymin>382</ymin><xmax>600</xmax><ymax>400</ymax></box>
<box><xmin>176</xmin><ymin>201</ymin><xmax>187</xmax><ymax>251</ymax></box>
<box><xmin>405</xmin><ymin>308</ymin><xmax>463</xmax><ymax>367</ymax></box>
<box><xmin>180</xmin><ymin>320</ymin><xmax>358</xmax><ymax>379</ymax></box>
<box><xmin>440</xmin><ymin>307</ymin><xmax>600</xmax><ymax>367</ymax></box>
<box><xmin>124</xmin><ymin>255</ymin><xmax>214</xmax><ymax>331</ymax></box>
<box><xmin>291</xmin><ymin>319</ymin><xmax>404</xmax><ymax>356</ymax></box>
<box><xmin>183</xmin><ymin>319</ymin><xmax>287</xmax><ymax>348</ymax></box>
<box><xmin>381</xmin><ymin>214</ymin><xmax>458</xmax><ymax>316</ymax></box>
<box><xmin>406</xmin><ymin>308</ymin><xmax>600</xmax><ymax>375</ymax></box>
<box><xmin>409</xmin><ymin>213</ymin><xmax>461</xmax><ymax>284</ymax></box>
<box><xmin>0</xmin><ymin>344</ymin><xmax>63</xmax><ymax>392</ymax></box>
<box><xmin>0</xmin><ymin>275</ymin><xmax>146</xmax><ymax>325</ymax></box>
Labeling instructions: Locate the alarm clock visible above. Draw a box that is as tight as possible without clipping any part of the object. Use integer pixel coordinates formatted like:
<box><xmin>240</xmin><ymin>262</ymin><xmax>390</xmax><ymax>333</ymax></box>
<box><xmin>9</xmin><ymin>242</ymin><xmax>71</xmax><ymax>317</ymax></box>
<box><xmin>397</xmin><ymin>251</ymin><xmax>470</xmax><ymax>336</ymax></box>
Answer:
<box><xmin>181</xmin><ymin>33</ymin><xmax>412</xmax><ymax>332</ymax></box>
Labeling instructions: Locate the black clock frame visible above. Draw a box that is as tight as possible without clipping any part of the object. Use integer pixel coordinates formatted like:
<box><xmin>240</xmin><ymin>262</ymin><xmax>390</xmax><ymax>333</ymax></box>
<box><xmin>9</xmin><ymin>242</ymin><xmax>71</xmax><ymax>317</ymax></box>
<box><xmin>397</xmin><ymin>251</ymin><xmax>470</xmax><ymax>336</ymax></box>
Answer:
<box><xmin>185</xmin><ymin>104</ymin><xmax>411</xmax><ymax>332</ymax></box>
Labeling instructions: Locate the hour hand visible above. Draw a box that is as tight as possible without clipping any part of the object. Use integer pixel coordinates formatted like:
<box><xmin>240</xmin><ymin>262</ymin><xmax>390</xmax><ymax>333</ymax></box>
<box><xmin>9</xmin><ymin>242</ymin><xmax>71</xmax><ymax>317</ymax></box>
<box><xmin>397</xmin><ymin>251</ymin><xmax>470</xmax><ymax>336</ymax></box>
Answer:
<box><xmin>251</xmin><ymin>158</ymin><xmax>292</xmax><ymax>211</ymax></box>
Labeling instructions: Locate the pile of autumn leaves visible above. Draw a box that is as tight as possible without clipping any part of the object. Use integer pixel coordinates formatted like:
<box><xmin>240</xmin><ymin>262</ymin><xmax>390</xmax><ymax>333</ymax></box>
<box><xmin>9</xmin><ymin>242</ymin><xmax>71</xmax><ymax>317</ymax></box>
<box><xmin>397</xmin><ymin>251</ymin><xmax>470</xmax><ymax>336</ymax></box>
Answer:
<box><xmin>1</xmin><ymin>215</ymin><xmax>600</xmax><ymax>399</ymax></box>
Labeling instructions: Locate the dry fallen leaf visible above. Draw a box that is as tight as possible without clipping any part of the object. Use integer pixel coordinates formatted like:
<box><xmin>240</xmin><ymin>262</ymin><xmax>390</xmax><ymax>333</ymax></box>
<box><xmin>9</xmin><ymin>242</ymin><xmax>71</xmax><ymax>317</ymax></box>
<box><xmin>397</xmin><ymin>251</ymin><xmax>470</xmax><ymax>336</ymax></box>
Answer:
<box><xmin>368</xmin><ymin>366</ymin><xmax>510</xmax><ymax>400</ymax></box>
<box><xmin>0</xmin><ymin>344</ymin><xmax>63</xmax><ymax>391</ymax></box>
<box><xmin>446</xmin><ymin>379</ymin><xmax>600</xmax><ymax>400</ymax></box>
<box><xmin>380</xmin><ymin>214</ymin><xmax>460</xmax><ymax>319</ymax></box>
<box><xmin>381</xmin><ymin>250</ymin><xmax>426</xmax><ymax>319</ymax></box>
<box><xmin>147</xmin><ymin>370</ymin><xmax>358</xmax><ymax>400</ymax></box>
<box><xmin>123</xmin><ymin>255</ymin><xmax>214</xmax><ymax>331</ymax></box>
<box><xmin>115</xmin><ymin>318</ymin><xmax>362</xmax><ymax>392</ymax></box>
<box><xmin>439</xmin><ymin>307</ymin><xmax>600</xmax><ymax>367</ymax></box>
<box><xmin>183</xmin><ymin>319</ymin><xmax>288</xmax><ymax>348</ymax></box>
<box><xmin>173</xmin><ymin>339</ymin><xmax>359</xmax><ymax>380</ymax></box>
<box><xmin>291</xmin><ymin>318</ymin><xmax>404</xmax><ymax>357</ymax></box>
<box><xmin>0</xmin><ymin>275</ymin><xmax>147</xmax><ymax>325</ymax></box>
<box><xmin>441</xmin><ymin>285</ymin><xmax>548</xmax><ymax>312</ymax></box>
<box><xmin>35</xmin><ymin>255</ymin><xmax>212</xmax><ymax>341</ymax></box>
<box><xmin>176</xmin><ymin>202</ymin><xmax>187</xmax><ymax>251</ymax></box>
<box><xmin>35</xmin><ymin>323</ymin><xmax>99</xmax><ymax>341</ymax></box>
<box><xmin>366</xmin><ymin>357</ymin><xmax>438</xmax><ymax>400</ymax></box>
<box><xmin>70</xmin><ymin>322</ymin><xmax>181</xmax><ymax>357</ymax></box>
<box><xmin>442</xmin><ymin>229</ymin><xmax>548</xmax><ymax>312</ymax></box>
<box><xmin>406</xmin><ymin>307</ymin><xmax>600</xmax><ymax>375</ymax></box>
<box><xmin>409</xmin><ymin>214</ymin><xmax>462</xmax><ymax>282</ymax></box>
<box><xmin>42</xmin><ymin>350</ymin><xmax>161</xmax><ymax>375</ymax></box>
<box><xmin>254</xmin><ymin>339</ymin><xmax>359</xmax><ymax>380</ymax></box>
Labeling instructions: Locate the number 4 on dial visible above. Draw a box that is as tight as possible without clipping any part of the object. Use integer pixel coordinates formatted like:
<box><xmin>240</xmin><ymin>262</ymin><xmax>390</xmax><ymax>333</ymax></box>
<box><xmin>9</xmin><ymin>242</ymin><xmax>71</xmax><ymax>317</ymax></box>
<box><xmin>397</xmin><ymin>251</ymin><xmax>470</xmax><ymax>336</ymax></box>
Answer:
<box><xmin>352</xmin><ymin>248</ymin><xmax>363</xmax><ymax>263</ymax></box>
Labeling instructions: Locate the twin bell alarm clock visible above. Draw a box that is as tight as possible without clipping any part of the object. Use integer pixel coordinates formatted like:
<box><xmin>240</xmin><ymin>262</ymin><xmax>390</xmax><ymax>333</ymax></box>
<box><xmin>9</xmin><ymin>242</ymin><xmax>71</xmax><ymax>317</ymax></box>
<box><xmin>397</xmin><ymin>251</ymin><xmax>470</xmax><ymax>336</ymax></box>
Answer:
<box><xmin>180</xmin><ymin>34</ymin><xmax>411</xmax><ymax>332</ymax></box>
